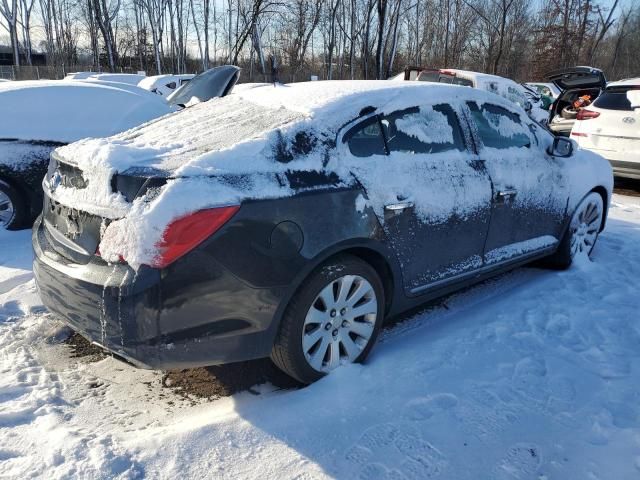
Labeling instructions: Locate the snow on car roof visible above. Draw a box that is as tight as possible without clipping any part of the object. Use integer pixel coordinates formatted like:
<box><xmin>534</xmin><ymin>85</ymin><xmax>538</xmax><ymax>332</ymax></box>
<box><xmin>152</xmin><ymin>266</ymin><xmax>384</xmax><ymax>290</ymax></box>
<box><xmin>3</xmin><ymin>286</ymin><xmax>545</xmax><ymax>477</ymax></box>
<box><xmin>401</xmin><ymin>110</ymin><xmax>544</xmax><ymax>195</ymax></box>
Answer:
<box><xmin>57</xmin><ymin>80</ymin><xmax>518</xmax><ymax>177</ymax></box>
<box><xmin>606</xmin><ymin>78</ymin><xmax>640</xmax><ymax>88</ymax></box>
<box><xmin>85</xmin><ymin>73</ymin><xmax>147</xmax><ymax>85</ymax></box>
<box><xmin>0</xmin><ymin>80</ymin><xmax>176</xmax><ymax>143</ymax></box>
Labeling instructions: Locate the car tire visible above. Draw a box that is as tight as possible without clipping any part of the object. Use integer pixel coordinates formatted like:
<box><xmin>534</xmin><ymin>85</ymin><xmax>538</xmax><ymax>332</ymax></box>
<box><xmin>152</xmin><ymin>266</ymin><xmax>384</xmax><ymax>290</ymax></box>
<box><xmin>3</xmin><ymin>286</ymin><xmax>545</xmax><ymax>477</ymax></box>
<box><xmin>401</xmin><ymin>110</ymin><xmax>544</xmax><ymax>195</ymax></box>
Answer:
<box><xmin>561</xmin><ymin>106</ymin><xmax>577</xmax><ymax>120</ymax></box>
<box><xmin>271</xmin><ymin>254</ymin><xmax>385</xmax><ymax>384</ymax></box>
<box><xmin>546</xmin><ymin>192</ymin><xmax>604</xmax><ymax>269</ymax></box>
<box><xmin>0</xmin><ymin>179</ymin><xmax>28</xmax><ymax>230</ymax></box>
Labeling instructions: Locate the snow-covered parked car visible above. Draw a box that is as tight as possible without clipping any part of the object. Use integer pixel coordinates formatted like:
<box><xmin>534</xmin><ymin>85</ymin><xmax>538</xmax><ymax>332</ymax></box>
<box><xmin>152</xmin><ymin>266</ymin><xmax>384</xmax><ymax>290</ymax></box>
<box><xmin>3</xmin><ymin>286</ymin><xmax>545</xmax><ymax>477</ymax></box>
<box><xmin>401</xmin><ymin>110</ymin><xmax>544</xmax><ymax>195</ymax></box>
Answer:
<box><xmin>138</xmin><ymin>74</ymin><xmax>194</xmax><ymax>97</ymax></box>
<box><xmin>547</xmin><ymin>66</ymin><xmax>607</xmax><ymax>136</ymax></box>
<box><xmin>82</xmin><ymin>73</ymin><xmax>148</xmax><ymax>85</ymax></box>
<box><xmin>394</xmin><ymin>67</ymin><xmax>549</xmax><ymax>124</ymax></box>
<box><xmin>63</xmin><ymin>72</ymin><xmax>97</xmax><ymax>80</ymax></box>
<box><xmin>33</xmin><ymin>81</ymin><xmax>613</xmax><ymax>384</ymax></box>
<box><xmin>570</xmin><ymin>78</ymin><xmax>640</xmax><ymax>179</ymax></box>
<box><xmin>0</xmin><ymin>65</ymin><xmax>240</xmax><ymax>229</ymax></box>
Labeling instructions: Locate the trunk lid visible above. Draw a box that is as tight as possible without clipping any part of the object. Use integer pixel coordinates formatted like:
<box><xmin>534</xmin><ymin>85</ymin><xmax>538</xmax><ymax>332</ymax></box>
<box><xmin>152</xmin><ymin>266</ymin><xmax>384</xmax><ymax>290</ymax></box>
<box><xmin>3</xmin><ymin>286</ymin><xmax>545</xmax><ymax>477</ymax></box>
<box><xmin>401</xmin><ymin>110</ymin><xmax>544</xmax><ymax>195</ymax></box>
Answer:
<box><xmin>547</xmin><ymin>66</ymin><xmax>606</xmax><ymax>91</ymax></box>
<box><xmin>42</xmin><ymin>153</ymin><xmax>168</xmax><ymax>264</ymax></box>
<box><xmin>167</xmin><ymin>65</ymin><xmax>240</xmax><ymax>107</ymax></box>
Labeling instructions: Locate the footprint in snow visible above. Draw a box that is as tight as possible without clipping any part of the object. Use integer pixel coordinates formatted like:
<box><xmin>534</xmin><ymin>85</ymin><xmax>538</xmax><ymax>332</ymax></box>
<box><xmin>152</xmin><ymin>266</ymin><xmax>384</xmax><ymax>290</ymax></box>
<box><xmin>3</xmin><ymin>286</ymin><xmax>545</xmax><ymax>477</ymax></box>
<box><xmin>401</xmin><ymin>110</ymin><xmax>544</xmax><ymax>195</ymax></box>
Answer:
<box><xmin>403</xmin><ymin>393</ymin><xmax>458</xmax><ymax>421</ymax></box>
<box><xmin>492</xmin><ymin>443</ymin><xmax>542</xmax><ymax>480</ymax></box>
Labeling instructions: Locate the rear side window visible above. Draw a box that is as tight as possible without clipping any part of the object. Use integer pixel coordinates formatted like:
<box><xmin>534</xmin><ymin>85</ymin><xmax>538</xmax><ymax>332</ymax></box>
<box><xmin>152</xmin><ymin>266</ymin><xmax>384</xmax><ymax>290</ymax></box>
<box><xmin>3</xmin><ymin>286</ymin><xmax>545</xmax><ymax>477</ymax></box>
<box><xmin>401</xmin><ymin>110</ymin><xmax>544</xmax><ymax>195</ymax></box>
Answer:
<box><xmin>593</xmin><ymin>90</ymin><xmax>635</xmax><ymax>111</ymax></box>
<box><xmin>380</xmin><ymin>104</ymin><xmax>465</xmax><ymax>154</ymax></box>
<box><xmin>467</xmin><ymin>102</ymin><xmax>531</xmax><ymax>150</ymax></box>
<box><xmin>344</xmin><ymin>116</ymin><xmax>387</xmax><ymax>157</ymax></box>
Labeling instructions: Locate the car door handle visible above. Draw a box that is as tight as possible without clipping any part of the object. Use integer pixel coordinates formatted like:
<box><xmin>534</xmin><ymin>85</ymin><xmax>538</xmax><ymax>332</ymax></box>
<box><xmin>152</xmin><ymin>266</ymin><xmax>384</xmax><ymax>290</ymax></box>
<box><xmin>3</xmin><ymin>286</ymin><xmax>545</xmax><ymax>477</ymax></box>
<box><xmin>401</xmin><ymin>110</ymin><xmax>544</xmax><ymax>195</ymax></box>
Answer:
<box><xmin>385</xmin><ymin>202</ymin><xmax>414</xmax><ymax>212</ymax></box>
<box><xmin>497</xmin><ymin>189</ymin><xmax>518</xmax><ymax>198</ymax></box>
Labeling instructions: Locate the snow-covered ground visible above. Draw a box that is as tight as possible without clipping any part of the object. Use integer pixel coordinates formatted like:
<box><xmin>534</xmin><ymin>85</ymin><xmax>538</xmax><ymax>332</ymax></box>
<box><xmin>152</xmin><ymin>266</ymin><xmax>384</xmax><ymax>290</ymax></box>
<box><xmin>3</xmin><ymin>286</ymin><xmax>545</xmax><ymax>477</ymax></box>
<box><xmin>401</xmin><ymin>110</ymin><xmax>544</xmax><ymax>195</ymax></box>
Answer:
<box><xmin>1</xmin><ymin>194</ymin><xmax>640</xmax><ymax>479</ymax></box>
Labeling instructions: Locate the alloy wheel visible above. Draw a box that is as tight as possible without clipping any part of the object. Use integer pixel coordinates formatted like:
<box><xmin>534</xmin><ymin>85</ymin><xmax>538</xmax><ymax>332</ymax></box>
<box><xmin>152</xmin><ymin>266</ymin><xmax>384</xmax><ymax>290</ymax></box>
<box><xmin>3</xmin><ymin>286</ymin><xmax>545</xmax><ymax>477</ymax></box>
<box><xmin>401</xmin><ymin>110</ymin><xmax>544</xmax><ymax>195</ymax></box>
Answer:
<box><xmin>569</xmin><ymin>196</ymin><xmax>602</xmax><ymax>258</ymax></box>
<box><xmin>302</xmin><ymin>274</ymin><xmax>378</xmax><ymax>373</ymax></box>
<box><xmin>0</xmin><ymin>189</ymin><xmax>15</xmax><ymax>228</ymax></box>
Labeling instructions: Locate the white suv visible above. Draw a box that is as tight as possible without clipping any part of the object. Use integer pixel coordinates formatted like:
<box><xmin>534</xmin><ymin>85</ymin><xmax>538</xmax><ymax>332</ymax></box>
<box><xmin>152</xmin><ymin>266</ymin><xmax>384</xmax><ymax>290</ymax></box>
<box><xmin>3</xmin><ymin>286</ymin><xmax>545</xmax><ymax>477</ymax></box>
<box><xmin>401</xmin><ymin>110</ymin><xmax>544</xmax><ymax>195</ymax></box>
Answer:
<box><xmin>570</xmin><ymin>78</ymin><xmax>640</xmax><ymax>179</ymax></box>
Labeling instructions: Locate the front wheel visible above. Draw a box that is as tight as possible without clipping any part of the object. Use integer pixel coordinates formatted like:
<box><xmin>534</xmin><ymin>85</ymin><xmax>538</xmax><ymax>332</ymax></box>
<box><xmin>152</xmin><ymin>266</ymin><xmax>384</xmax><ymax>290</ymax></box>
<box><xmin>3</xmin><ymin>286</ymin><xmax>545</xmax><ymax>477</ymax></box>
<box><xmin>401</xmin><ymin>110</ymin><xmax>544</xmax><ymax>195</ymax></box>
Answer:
<box><xmin>271</xmin><ymin>255</ymin><xmax>385</xmax><ymax>384</ymax></box>
<box><xmin>547</xmin><ymin>191</ymin><xmax>604</xmax><ymax>269</ymax></box>
<box><xmin>0</xmin><ymin>179</ymin><xmax>28</xmax><ymax>230</ymax></box>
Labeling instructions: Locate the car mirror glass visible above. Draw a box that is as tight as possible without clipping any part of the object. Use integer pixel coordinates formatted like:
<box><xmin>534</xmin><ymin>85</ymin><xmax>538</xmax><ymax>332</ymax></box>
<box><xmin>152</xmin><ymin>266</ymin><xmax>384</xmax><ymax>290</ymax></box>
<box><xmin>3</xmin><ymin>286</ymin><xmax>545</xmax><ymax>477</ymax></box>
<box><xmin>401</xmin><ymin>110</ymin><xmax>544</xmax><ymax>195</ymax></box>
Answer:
<box><xmin>548</xmin><ymin>137</ymin><xmax>573</xmax><ymax>157</ymax></box>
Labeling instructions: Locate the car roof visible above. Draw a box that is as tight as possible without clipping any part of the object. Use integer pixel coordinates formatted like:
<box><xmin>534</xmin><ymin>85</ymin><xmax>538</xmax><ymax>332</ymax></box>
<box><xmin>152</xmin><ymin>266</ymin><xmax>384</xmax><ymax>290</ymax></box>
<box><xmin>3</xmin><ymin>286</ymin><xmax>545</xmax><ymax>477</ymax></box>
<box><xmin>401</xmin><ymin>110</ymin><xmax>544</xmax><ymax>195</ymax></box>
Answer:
<box><xmin>606</xmin><ymin>78</ymin><xmax>640</xmax><ymax>89</ymax></box>
<box><xmin>56</xmin><ymin>80</ymin><xmax>526</xmax><ymax>177</ymax></box>
<box><xmin>228</xmin><ymin>80</ymin><xmax>518</xmax><ymax>117</ymax></box>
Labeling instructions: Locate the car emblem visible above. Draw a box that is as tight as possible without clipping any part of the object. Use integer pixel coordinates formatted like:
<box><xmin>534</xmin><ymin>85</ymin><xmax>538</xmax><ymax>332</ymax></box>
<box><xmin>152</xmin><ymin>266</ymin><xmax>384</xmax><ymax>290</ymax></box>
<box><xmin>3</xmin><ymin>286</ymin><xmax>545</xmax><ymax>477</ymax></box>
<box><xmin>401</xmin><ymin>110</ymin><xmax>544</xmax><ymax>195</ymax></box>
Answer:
<box><xmin>49</xmin><ymin>170</ymin><xmax>62</xmax><ymax>193</ymax></box>
<box><xmin>623</xmin><ymin>117</ymin><xmax>636</xmax><ymax>124</ymax></box>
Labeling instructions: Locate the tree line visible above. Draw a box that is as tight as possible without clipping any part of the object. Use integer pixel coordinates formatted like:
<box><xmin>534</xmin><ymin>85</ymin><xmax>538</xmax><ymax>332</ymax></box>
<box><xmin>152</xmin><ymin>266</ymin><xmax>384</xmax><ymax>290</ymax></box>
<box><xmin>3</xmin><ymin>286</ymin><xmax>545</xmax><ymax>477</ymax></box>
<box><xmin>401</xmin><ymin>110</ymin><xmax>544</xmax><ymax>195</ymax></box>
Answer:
<box><xmin>1</xmin><ymin>0</ymin><xmax>638</xmax><ymax>82</ymax></box>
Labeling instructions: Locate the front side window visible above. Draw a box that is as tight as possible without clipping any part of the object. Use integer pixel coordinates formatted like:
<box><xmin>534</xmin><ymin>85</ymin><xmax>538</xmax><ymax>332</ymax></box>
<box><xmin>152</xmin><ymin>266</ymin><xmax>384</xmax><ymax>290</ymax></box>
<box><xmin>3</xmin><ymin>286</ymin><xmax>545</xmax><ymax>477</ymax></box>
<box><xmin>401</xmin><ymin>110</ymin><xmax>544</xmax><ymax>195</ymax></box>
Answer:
<box><xmin>467</xmin><ymin>102</ymin><xmax>531</xmax><ymax>150</ymax></box>
<box><xmin>380</xmin><ymin>104</ymin><xmax>465</xmax><ymax>154</ymax></box>
<box><xmin>343</xmin><ymin>116</ymin><xmax>387</xmax><ymax>157</ymax></box>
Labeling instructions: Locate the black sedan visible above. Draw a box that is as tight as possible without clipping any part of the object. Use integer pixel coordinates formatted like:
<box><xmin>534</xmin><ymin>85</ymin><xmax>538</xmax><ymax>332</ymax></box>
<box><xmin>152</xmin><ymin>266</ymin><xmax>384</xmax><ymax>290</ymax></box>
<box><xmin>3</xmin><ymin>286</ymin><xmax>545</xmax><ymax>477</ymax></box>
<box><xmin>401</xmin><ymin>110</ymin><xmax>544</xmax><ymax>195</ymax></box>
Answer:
<box><xmin>33</xmin><ymin>81</ymin><xmax>613</xmax><ymax>384</ymax></box>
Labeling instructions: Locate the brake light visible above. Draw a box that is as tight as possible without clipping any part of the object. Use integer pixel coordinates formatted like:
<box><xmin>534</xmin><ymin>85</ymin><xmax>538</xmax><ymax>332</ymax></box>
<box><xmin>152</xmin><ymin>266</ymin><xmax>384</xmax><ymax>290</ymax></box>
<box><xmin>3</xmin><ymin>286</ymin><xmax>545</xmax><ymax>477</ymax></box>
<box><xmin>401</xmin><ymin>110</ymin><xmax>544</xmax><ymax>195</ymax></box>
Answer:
<box><xmin>571</xmin><ymin>132</ymin><xmax>588</xmax><ymax>137</ymax></box>
<box><xmin>576</xmin><ymin>109</ymin><xmax>600</xmax><ymax>120</ymax></box>
<box><xmin>152</xmin><ymin>206</ymin><xmax>240</xmax><ymax>268</ymax></box>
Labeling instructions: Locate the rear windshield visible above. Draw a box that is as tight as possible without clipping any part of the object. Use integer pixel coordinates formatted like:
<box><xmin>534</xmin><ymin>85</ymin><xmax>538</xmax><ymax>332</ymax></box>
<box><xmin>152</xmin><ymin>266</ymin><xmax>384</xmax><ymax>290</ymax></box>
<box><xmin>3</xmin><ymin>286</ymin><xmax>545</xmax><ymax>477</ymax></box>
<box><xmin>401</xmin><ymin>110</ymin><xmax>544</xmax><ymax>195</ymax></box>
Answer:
<box><xmin>593</xmin><ymin>89</ymin><xmax>637</xmax><ymax>111</ymax></box>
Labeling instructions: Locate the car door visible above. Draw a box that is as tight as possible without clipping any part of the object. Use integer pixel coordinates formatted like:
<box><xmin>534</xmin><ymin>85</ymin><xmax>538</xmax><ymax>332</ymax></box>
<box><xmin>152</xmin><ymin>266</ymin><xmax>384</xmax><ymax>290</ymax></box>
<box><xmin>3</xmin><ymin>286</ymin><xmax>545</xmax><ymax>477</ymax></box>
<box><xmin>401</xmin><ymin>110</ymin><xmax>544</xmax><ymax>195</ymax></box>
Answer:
<box><xmin>343</xmin><ymin>103</ymin><xmax>493</xmax><ymax>295</ymax></box>
<box><xmin>466</xmin><ymin>101</ymin><xmax>569</xmax><ymax>266</ymax></box>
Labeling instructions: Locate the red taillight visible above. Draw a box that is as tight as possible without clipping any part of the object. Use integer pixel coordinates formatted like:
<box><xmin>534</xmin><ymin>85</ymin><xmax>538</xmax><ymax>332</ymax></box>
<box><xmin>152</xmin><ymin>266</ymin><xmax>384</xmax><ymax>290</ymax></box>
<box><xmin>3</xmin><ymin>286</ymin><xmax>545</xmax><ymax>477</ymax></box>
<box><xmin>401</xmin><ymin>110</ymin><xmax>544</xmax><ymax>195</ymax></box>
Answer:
<box><xmin>571</xmin><ymin>132</ymin><xmax>588</xmax><ymax>137</ymax></box>
<box><xmin>576</xmin><ymin>109</ymin><xmax>600</xmax><ymax>120</ymax></box>
<box><xmin>152</xmin><ymin>205</ymin><xmax>240</xmax><ymax>268</ymax></box>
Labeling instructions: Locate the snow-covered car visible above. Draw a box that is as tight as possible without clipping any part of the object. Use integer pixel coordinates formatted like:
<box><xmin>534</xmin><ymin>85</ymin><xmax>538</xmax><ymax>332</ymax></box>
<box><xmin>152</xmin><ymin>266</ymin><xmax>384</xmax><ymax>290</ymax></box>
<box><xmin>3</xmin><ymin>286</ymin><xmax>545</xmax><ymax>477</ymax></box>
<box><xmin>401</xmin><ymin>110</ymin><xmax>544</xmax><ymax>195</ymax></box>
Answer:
<box><xmin>138</xmin><ymin>74</ymin><xmax>194</xmax><ymax>97</ymax></box>
<box><xmin>570</xmin><ymin>78</ymin><xmax>640</xmax><ymax>179</ymax></box>
<box><xmin>33</xmin><ymin>81</ymin><xmax>613</xmax><ymax>384</ymax></box>
<box><xmin>63</xmin><ymin>72</ymin><xmax>97</xmax><ymax>80</ymax></box>
<box><xmin>82</xmin><ymin>73</ymin><xmax>148</xmax><ymax>85</ymax></box>
<box><xmin>0</xmin><ymin>65</ymin><xmax>240</xmax><ymax>229</ymax></box>
<box><xmin>547</xmin><ymin>66</ymin><xmax>607</xmax><ymax>136</ymax></box>
<box><xmin>394</xmin><ymin>67</ymin><xmax>549</xmax><ymax>124</ymax></box>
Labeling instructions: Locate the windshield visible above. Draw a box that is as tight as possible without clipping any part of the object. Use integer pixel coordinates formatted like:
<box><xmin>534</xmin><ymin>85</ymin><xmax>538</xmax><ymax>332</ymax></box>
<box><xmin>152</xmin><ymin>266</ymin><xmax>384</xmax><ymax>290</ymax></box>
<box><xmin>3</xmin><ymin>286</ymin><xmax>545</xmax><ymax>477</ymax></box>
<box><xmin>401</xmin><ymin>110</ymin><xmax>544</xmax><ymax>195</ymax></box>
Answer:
<box><xmin>167</xmin><ymin>65</ymin><xmax>240</xmax><ymax>106</ymax></box>
<box><xmin>593</xmin><ymin>89</ymin><xmax>637</xmax><ymax>111</ymax></box>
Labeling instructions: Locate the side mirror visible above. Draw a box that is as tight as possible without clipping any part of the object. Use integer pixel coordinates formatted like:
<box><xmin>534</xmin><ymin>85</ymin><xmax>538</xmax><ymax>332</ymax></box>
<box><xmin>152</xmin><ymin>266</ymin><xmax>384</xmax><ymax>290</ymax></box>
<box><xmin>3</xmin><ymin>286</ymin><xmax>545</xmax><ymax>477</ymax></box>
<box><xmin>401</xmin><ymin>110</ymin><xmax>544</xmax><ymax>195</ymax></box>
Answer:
<box><xmin>524</xmin><ymin>100</ymin><xmax>533</xmax><ymax>112</ymax></box>
<box><xmin>548</xmin><ymin>137</ymin><xmax>573</xmax><ymax>157</ymax></box>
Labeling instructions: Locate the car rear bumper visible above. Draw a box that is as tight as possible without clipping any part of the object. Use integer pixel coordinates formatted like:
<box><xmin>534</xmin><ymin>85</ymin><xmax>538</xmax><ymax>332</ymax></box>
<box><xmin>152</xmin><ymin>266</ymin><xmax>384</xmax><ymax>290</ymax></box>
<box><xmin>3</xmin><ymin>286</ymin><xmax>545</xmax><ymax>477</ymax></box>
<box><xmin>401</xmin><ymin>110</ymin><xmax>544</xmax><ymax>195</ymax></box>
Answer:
<box><xmin>32</xmin><ymin>215</ymin><xmax>280</xmax><ymax>369</ymax></box>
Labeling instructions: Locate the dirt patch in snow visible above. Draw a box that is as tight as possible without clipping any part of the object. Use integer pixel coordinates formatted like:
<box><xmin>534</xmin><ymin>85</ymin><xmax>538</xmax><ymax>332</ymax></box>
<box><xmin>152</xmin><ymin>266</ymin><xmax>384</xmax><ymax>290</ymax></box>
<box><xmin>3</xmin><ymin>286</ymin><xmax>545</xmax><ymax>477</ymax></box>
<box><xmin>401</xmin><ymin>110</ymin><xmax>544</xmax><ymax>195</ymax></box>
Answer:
<box><xmin>162</xmin><ymin>360</ymin><xmax>301</xmax><ymax>400</ymax></box>
<box><xmin>65</xmin><ymin>332</ymin><xmax>107</xmax><ymax>362</ymax></box>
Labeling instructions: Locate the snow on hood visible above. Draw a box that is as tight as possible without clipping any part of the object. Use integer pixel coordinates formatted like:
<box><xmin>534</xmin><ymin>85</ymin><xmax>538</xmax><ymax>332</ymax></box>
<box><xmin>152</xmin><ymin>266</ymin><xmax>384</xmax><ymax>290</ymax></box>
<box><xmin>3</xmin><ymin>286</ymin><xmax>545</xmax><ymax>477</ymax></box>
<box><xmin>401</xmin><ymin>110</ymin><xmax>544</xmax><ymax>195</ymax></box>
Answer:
<box><xmin>0</xmin><ymin>80</ymin><xmax>176</xmax><ymax>143</ymax></box>
<box><xmin>51</xmin><ymin>81</ymin><xmax>610</xmax><ymax>269</ymax></box>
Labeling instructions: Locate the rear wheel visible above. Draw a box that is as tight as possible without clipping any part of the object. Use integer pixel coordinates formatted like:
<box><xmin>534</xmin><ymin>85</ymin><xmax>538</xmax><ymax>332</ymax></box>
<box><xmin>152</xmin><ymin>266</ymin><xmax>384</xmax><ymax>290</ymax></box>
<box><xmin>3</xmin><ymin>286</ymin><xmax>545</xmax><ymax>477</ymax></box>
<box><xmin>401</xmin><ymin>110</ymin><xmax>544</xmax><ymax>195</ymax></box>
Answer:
<box><xmin>271</xmin><ymin>255</ymin><xmax>385</xmax><ymax>384</ymax></box>
<box><xmin>547</xmin><ymin>192</ymin><xmax>604</xmax><ymax>269</ymax></box>
<box><xmin>0</xmin><ymin>179</ymin><xmax>27</xmax><ymax>230</ymax></box>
